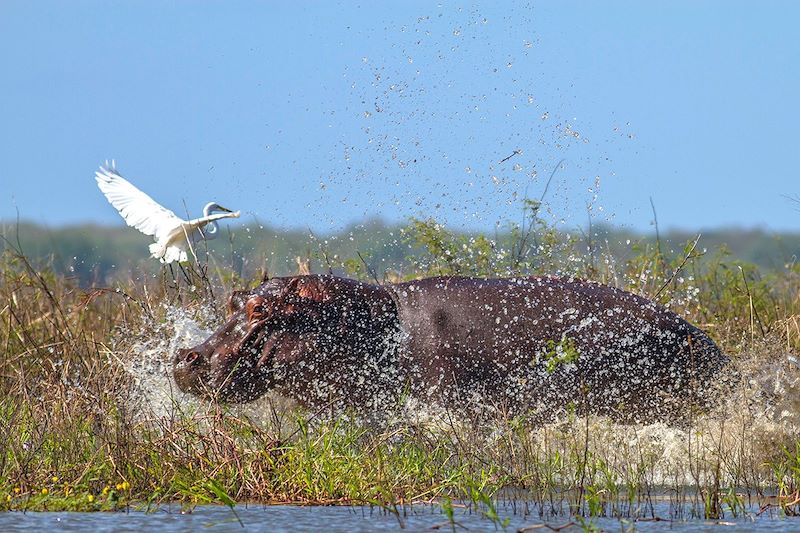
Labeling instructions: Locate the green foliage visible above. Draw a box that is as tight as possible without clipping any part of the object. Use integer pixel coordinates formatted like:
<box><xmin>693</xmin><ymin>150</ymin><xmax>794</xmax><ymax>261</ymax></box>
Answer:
<box><xmin>403</xmin><ymin>196</ymin><xmax>582</xmax><ymax>279</ymax></box>
<box><xmin>2</xmin><ymin>209</ymin><xmax>800</xmax><ymax>519</ymax></box>
<box><xmin>540</xmin><ymin>337</ymin><xmax>580</xmax><ymax>375</ymax></box>
<box><xmin>4</xmin><ymin>214</ymin><xmax>800</xmax><ymax>288</ymax></box>
<box><xmin>401</xmin><ymin>218</ymin><xmax>497</xmax><ymax>277</ymax></box>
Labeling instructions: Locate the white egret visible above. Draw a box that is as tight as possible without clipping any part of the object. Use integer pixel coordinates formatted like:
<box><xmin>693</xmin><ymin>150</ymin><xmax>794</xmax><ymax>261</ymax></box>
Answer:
<box><xmin>95</xmin><ymin>161</ymin><xmax>240</xmax><ymax>263</ymax></box>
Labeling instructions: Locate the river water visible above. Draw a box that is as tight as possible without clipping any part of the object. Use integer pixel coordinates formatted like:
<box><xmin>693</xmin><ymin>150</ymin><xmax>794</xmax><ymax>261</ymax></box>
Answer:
<box><xmin>0</xmin><ymin>504</ymin><xmax>797</xmax><ymax>532</ymax></box>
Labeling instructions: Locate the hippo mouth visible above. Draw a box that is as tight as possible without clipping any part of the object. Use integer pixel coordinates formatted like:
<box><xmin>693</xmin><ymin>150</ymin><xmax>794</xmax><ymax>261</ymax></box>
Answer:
<box><xmin>195</xmin><ymin>322</ymin><xmax>288</xmax><ymax>403</ymax></box>
<box><xmin>174</xmin><ymin>323</ymin><xmax>288</xmax><ymax>404</ymax></box>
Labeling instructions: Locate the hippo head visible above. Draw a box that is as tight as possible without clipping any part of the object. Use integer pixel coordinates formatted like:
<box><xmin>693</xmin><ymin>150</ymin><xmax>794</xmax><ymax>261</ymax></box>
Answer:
<box><xmin>173</xmin><ymin>276</ymin><xmax>340</xmax><ymax>403</ymax></box>
<box><xmin>172</xmin><ymin>275</ymin><xmax>398</xmax><ymax>404</ymax></box>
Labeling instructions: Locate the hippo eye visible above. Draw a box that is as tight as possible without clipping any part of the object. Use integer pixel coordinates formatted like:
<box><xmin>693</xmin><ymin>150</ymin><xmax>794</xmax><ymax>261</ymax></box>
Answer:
<box><xmin>247</xmin><ymin>296</ymin><xmax>267</xmax><ymax>321</ymax></box>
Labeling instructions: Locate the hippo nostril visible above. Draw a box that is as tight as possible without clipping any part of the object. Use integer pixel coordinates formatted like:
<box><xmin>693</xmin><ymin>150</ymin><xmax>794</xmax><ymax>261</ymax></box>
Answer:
<box><xmin>177</xmin><ymin>349</ymin><xmax>202</xmax><ymax>366</ymax></box>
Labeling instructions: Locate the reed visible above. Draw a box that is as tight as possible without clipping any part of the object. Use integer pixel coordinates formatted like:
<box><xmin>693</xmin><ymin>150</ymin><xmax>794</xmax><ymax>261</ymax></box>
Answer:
<box><xmin>1</xmin><ymin>222</ymin><xmax>799</xmax><ymax>524</ymax></box>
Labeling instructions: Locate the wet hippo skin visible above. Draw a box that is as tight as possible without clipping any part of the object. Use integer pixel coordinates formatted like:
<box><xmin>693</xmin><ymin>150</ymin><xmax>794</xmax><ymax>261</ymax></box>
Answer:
<box><xmin>174</xmin><ymin>275</ymin><xmax>728</xmax><ymax>422</ymax></box>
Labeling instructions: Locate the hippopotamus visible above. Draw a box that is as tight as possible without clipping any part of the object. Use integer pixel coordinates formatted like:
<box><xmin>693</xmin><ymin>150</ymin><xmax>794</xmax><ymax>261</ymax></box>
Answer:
<box><xmin>173</xmin><ymin>275</ymin><xmax>729</xmax><ymax>422</ymax></box>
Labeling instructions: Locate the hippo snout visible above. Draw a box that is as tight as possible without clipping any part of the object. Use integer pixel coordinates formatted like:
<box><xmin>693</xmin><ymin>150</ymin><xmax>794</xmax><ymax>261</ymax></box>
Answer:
<box><xmin>173</xmin><ymin>346</ymin><xmax>211</xmax><ymax>395</ymax></box>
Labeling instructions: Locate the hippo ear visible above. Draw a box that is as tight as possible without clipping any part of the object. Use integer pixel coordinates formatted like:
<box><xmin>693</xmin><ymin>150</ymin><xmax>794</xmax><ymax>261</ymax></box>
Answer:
<box><xmin>228</xmin><ymin>290</ymin><xmax>250</xmax><ymax>314</ymax></box>
<box><xmin>286</xmin><ymin>276</ymin><xmax>330</xmax><ymax>303</ymax></box>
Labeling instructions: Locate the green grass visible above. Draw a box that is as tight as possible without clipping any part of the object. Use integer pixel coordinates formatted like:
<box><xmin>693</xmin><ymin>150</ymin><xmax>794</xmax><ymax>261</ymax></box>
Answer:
<box><xmin>1</xmin><ymin>215</ymin><xmax>800</xmax><ymax>520</ymax></box>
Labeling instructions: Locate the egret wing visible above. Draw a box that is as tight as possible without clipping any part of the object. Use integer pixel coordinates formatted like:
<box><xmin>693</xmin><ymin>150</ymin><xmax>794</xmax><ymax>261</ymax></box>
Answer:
<box><xmin>95</xmin><ymin>162</ymin><xmax>184</xmax><ymax>239</ymax></box>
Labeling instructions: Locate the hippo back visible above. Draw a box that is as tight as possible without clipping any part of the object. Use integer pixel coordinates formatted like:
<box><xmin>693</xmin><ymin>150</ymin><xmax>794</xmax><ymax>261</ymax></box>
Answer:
<box><xmin>389</xmin><ymin>276</ymin><xmax>727</xmax><ymax>422</ymax></box>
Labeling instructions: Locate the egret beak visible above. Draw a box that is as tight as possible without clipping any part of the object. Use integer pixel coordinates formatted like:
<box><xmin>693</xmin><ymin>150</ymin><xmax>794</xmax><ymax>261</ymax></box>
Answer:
<box><xmin>215</xmin><ymin>205</ymin><xmax>234</xmax><ymax>213</ymax></box>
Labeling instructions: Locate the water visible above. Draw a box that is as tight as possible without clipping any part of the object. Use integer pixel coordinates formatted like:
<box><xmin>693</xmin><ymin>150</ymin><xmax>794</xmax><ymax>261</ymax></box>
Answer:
<box><xmin>0</xmin><ymin>504</ymin><xmax>797</xmax><ymax>532</ymax></box>
<box><xmin>123</xmin><ymin>304</ymin><xmax>214</xmax><ymax>420</ymax></box>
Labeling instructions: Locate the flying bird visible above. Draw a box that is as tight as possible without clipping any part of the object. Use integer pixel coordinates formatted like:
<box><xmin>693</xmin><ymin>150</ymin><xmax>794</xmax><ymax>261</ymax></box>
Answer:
<box><xmin>95</xmin><ymin>161</ymin><xmax>240</xmax><ymax>263</ymax></box>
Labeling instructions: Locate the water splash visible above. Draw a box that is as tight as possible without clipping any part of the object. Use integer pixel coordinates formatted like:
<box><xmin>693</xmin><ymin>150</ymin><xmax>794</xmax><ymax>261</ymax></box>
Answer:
<box><xmin>121</xmin><ymin>304</ymin><xmax>214</xmax><ymax>420</ymax></box>
<box><xmin>120</xmin><ymin>303</ymin><xmax>298</xmax><ymax>428</ymax></box>
<box><xmin>117</xmin><ymin>294</ymin><xmax>800</xmax><ymax>495</ymax></box>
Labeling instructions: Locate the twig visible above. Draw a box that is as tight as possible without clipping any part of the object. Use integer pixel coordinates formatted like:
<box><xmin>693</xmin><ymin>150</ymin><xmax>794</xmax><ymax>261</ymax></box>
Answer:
<box><xmin>757</xmin><ymin>491</ymin><xmax>800</xmax><ymax>516</ymax></box>
<box><xmin>498</xmin><ymin>149</ymin><xmax>522</xmax><ymax>164</ymax></box>
<box><xmin>650</xmin><ymin>197</ymin><xmax>662</xmax><ymax>259</ymax></box>
<box><xmin>654</xmin><ymin>234</ymin><xmax>702</xmax><ymax>298</ymax></box>
<box><xmin>514</xmin><ymin>159</ymin><xmax>564</xmax><ymax>266</ymax></box>
<box><xmin>308</xmin><ymin>228</ymin><xmax>334</xmax><ymax>275</ymax></box>
<box><xmin>357</xmin><ymin>251</ymin><xmax>380</xmax><ymax>285</ymax></box>
<box><xmin>739</xmin><ymin>266</ymin><xmax>767</xmax><ymax>338</ymax></box>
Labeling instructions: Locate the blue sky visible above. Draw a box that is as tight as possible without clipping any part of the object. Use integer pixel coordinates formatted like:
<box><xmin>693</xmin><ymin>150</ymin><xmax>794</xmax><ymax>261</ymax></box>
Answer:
<box><xmin>2</xmin><ymin>1</ymin><xmax>798</xmax><ymax>233</ymax></box>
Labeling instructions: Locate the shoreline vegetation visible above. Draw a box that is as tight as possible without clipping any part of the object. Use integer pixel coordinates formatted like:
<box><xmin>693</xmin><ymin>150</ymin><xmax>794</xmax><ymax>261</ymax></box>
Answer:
<box><xmin>2</xmin><ymin>210</ymin><xmax>800</xmax><ymax>528</ymax></box>
<box><xmin>2</xmin><ymin>217</ymin><xmax>799</xmax><ymax>287</ymax></box>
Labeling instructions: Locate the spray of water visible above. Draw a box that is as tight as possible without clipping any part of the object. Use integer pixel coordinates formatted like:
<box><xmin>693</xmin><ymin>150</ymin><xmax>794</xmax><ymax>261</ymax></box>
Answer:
<box><xmin>121</xmin><ymin>304</ymin><xmax>210</xmax><ymax>420</ymax></box>
<box><xmin>121</xmin><ymin>303</ymin><xmax>299</xmax><ymax>428</ymax></box>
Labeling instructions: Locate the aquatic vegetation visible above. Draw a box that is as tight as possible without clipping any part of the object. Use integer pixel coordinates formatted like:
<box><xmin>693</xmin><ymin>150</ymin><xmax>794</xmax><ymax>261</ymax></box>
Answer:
<box><xmin>0</xmin><ymin>219</ymin><xmax>799</xmax><ymax>523</ymax></box>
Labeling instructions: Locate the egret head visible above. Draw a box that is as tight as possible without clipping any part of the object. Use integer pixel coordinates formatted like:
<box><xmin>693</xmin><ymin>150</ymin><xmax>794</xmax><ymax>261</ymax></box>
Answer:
<box><xmin>202</xmin><ymin>202</ymin><xmax>235</xmax><ymax>217</ymax></box>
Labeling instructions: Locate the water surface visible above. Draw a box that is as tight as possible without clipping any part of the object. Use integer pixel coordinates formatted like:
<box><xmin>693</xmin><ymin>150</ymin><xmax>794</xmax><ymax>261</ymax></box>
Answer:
<box><xmin>0</xmin><ymin>504</ymin><xmax>797</xmax><ymax>532</ymax></box>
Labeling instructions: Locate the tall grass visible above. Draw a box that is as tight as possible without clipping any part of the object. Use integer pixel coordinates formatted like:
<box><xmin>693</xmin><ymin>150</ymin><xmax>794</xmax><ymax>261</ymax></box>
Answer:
<box><xmin>1</xmin><ymin>216</ymin><xmax>799</xmax><ymax>522</ymax></box>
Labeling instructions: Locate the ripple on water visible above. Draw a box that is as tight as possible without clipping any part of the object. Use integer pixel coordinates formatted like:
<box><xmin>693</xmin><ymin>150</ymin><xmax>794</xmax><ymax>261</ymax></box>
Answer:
<box><xmin>0</xmin><ymin>503</ymin><xmax>796</xmax><ymax>532</ymax></box>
